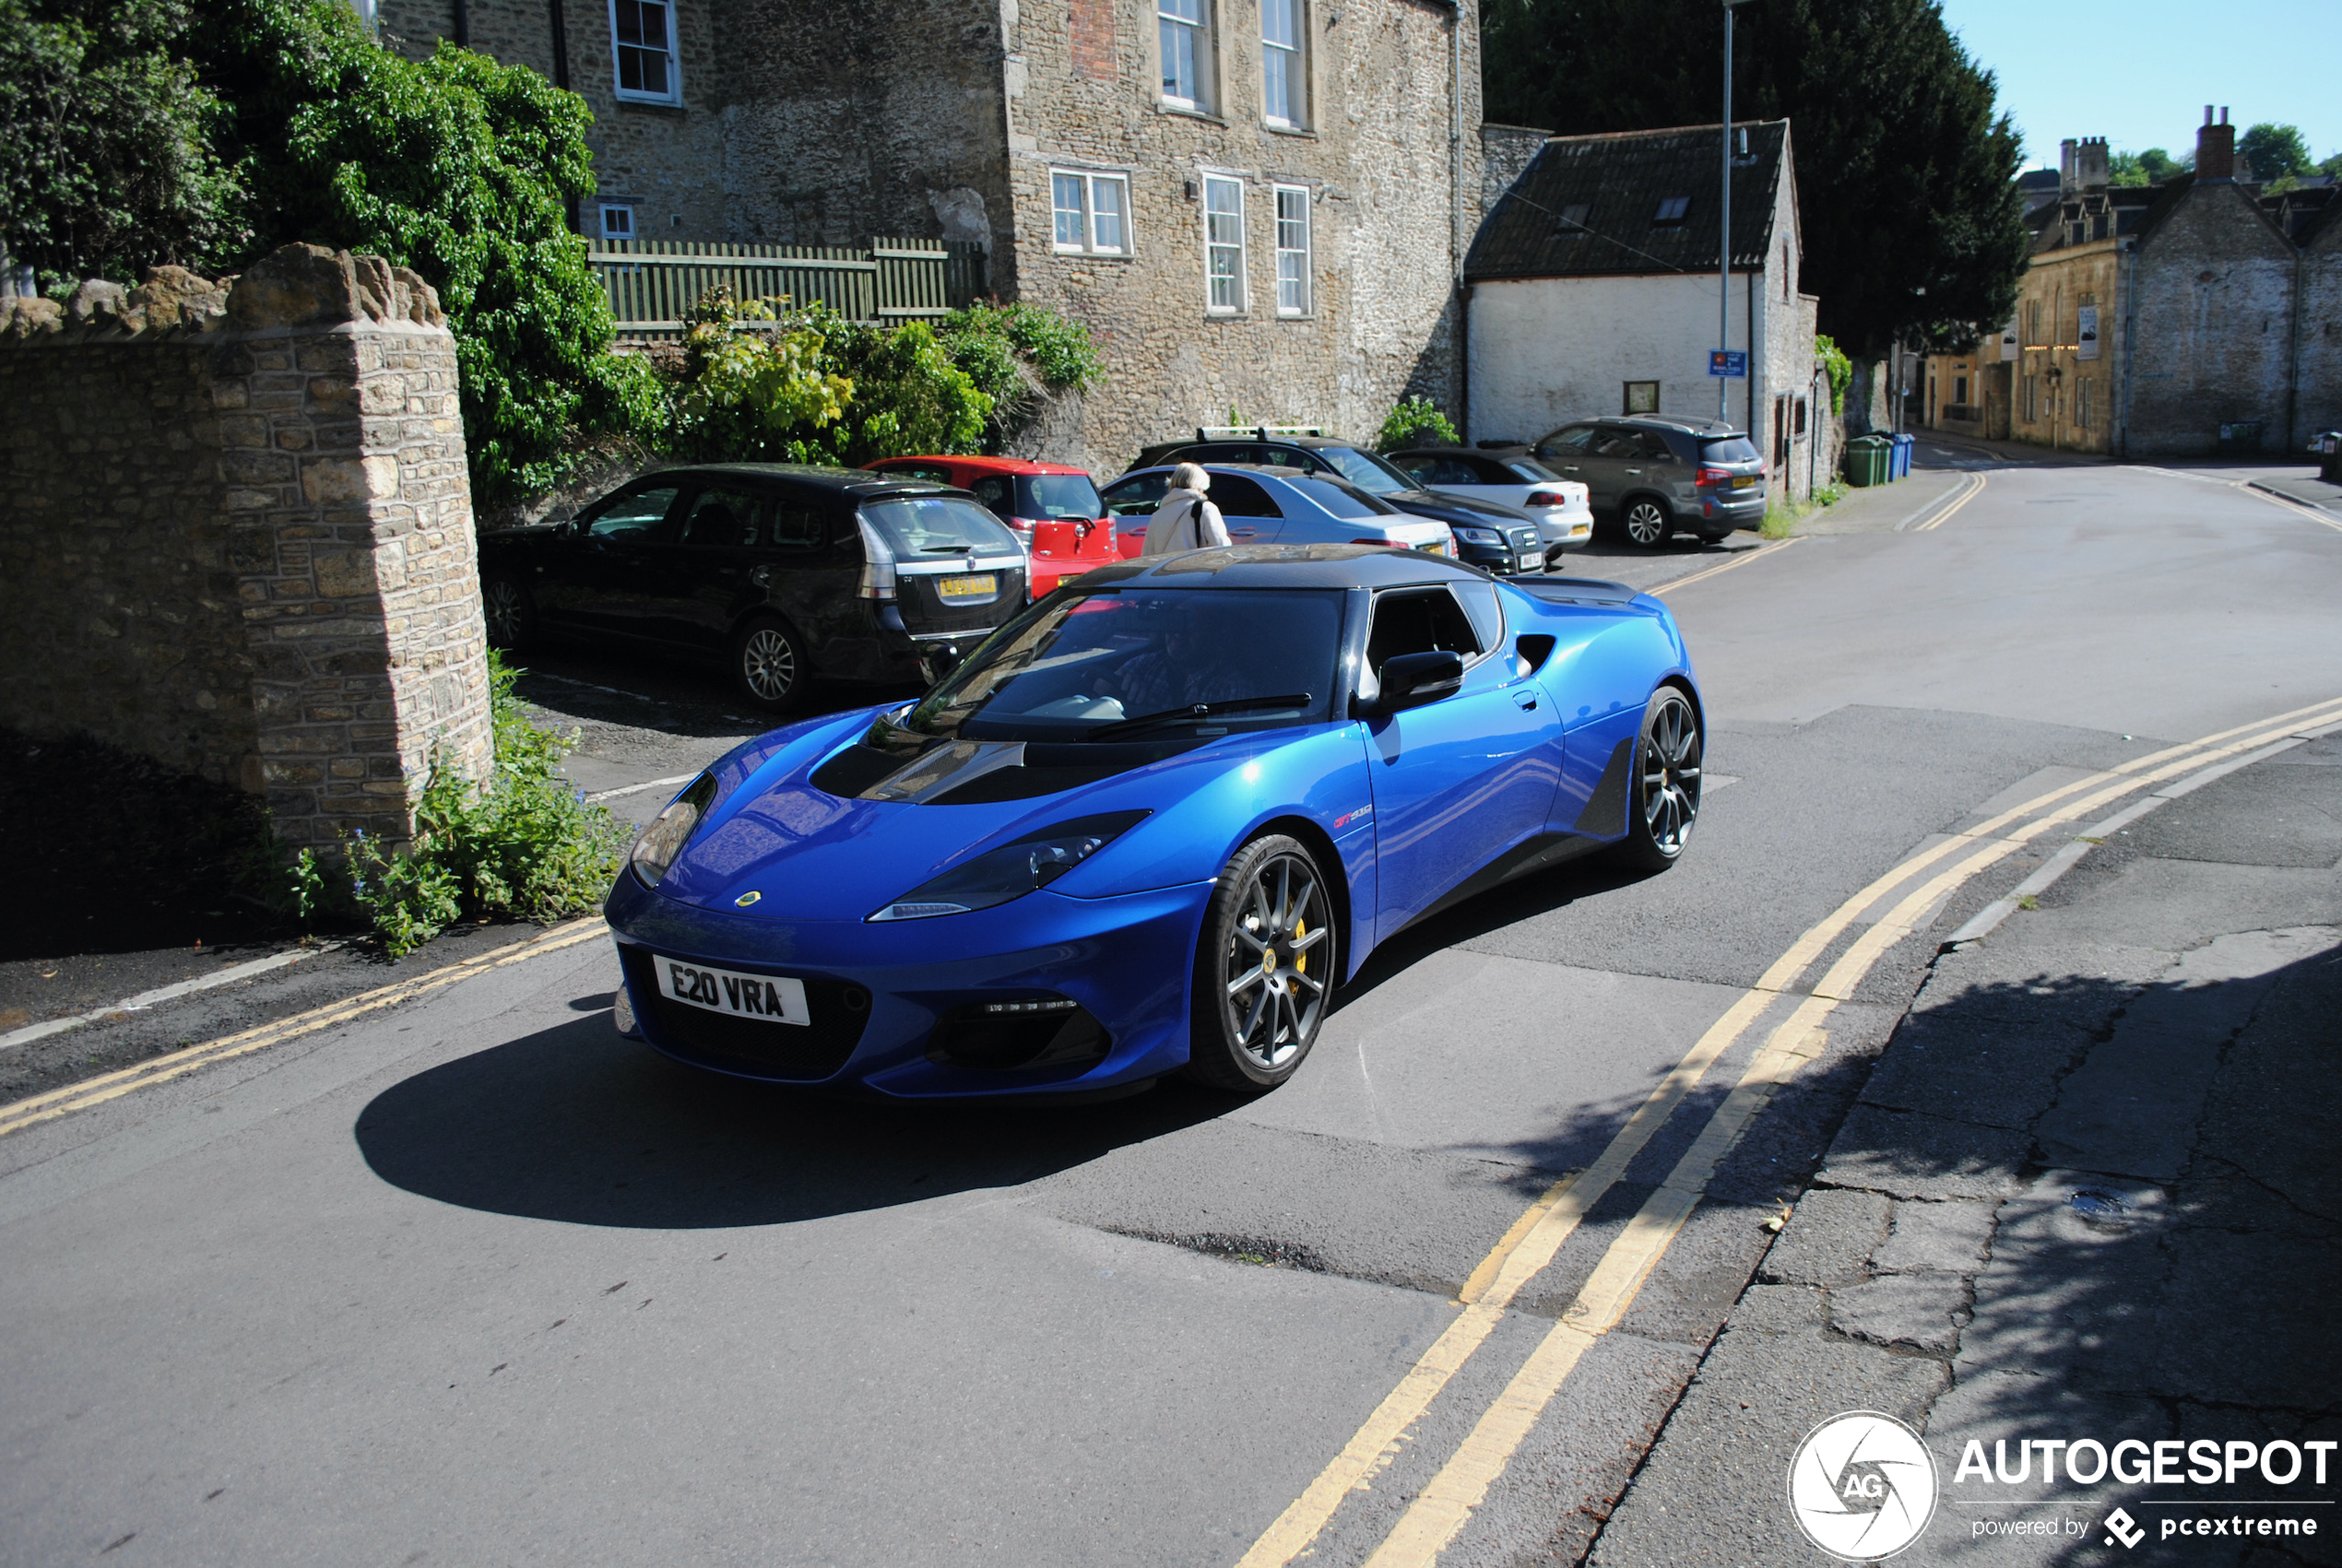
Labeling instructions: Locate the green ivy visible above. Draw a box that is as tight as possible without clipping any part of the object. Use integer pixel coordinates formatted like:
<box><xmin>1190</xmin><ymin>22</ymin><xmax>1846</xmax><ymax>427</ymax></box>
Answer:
<box><xmin>1376</xmin><ymin>395</ymin><xmax>1460</xmax><ymax>452</ymax></box>
<box><xmin>1816</xmin><ymin>334</ymin><xmax>1853</xmax><ymax>415</ymax></box>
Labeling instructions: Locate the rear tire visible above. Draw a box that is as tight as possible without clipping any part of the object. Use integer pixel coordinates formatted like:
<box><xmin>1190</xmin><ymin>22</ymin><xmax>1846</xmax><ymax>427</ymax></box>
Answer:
<box><xmin>732</xmin><ymin>615</ymin><xmax>808</xmax><ymax>713</ymax></box>
<box><xmin>1622</xmin><ymin>497</ymin><xmax>1674</xmax><ymax>548</ymax></box>
<box><xmin>481</xmin><ymin>576</ymin><xmax>538</xmax><ymax>652</ymax></box>
<box><xmin>1182</xmin><ymin>834</ymin><xmax>1336</xmax><ymax>1093</ymax></box>
<box><xmin>1612</xmin><ymin>685</ymin><xmax>1702</xmax><ymax>871</ymax></box>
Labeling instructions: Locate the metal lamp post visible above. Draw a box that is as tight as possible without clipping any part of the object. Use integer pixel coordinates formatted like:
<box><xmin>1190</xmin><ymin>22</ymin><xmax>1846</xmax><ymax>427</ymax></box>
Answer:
<box><xmin>1721</xmin><ymin>0</ymin><xmax>1754</xmax><ymax>422</ymax></box>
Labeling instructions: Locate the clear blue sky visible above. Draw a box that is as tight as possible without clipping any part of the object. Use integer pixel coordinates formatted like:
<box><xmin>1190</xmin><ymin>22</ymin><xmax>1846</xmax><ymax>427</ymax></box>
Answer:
<box><xmin>1936</xmin><ymin>0</ymin><xmax>2341</xmax><ymax>170</ymax></box>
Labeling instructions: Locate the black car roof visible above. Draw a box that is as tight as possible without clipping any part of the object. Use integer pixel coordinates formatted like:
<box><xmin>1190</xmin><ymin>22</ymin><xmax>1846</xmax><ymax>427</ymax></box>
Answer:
<box><xmin>645</xmin><ymin>462</ymin><xmax>966</xmax><ymax>498</ymax></box>
<box><xmin>1061</xmin><ymin>542</ymin><xmax>1489</xmax><ymax>591</ymax></box>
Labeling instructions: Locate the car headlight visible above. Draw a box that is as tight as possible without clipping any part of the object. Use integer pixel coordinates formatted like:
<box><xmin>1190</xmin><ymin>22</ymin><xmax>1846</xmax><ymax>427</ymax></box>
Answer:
<box><xmin>630</xmin><ymin>773</ymin><xmax>719</xmax><ymax>886</ymax></box>
<box><xmin>869</xmin><ymin>810</ymin><xmax>1149</xmax><ymax>922</ymax></box>
<box><xmin>1455</xmin><ymin>526</ymin><xmax>1502</xmax><ymax>545</ymax></box>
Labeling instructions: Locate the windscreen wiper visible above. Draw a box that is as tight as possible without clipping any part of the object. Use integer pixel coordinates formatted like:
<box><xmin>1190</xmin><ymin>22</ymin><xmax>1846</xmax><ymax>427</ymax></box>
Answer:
<box><xmin>1083</xmin><ymin>693</ymin><xmax>1314</xmax><ymax>742</ymax></box>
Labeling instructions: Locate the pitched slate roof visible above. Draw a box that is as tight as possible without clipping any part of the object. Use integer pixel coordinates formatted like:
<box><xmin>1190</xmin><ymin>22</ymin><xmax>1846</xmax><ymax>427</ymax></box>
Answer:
<box><xmin>1466</xmin><ymin>121</ymin><xmax>1791</xmax><ymax>284</ymax></box>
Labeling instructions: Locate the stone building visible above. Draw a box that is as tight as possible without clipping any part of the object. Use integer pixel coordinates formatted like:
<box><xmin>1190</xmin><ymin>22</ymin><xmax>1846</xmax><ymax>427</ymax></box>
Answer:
<box><xmin>1463</xmin><ymin>121</ymin><xmax>1830</xmax><ymax>501</ymax></box>
<box><xmin>1921</xmin><ymin>112</ymin><xmax>2342</xmax><ymax>456</ymax></box>
<box><xmin>367</xmin><ymin>0</ymin><xmax>1484</xmax><ymax>474</ymax></box>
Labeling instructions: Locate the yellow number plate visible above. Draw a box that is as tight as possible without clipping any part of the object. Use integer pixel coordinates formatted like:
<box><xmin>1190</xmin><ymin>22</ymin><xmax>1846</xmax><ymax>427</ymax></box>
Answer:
<box><xmin>1733</xmin><ymin>475</ymin><xmax>1757</xmax><ymax>489</ymax></box>
<box><xmin>1417</xmin><ymin>542</ymin><xmax>1449</xmax><ymax>556</ymax></box>
<box><xmin>937</xmin><ymin>573</ymin><xmax>998</xmax><ymax>599</ymax></box>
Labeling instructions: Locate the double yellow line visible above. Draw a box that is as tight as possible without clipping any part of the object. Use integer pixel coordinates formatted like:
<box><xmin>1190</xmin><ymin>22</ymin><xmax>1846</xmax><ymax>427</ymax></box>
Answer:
<box><xmin>1913</xmin><ymin>469</ymin><xmax>1988</xmax><ymax>530</ymax></box>
<box><xmin>0</xmin><ymin>918</ymin><xmax>609</xmax><ymax>1140</ymax></box>
<box><xmin>1240</xmin><ymin>691</ymin><xmax>2342</xmax><ymax>1568</ymax></box>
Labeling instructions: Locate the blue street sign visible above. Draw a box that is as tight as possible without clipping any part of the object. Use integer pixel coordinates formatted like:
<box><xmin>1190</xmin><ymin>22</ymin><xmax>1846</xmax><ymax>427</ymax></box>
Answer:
<box><xmin>1709</xmin><ymin>349</ymin><xmax>1748</xmax><ymax>379</ymax></box>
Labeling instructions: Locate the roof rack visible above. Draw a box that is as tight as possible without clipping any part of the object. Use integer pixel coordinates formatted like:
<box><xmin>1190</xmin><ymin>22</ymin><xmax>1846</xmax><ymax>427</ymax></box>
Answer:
<box><xmin>1194</xmin><ymin>424</ymin><xmax>1328</xmax><ymax>441</ymax></box>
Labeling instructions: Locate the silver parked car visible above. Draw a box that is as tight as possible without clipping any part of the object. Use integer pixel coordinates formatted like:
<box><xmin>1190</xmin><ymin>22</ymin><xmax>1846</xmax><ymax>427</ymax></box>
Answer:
<box><xmin>1098</xmin><ymin>465</ymin><xmax>1457</xmax><ymax>557</ymax></box>
<box><xmin>1525</xmin><ymin>415</ymin><xmax>1768</xmax><ymax>547</ymax></box>
<box><xmin>1385</xmin><ymin>447</ymin><xmax>1595</xmax><ymax>563</ymax></box>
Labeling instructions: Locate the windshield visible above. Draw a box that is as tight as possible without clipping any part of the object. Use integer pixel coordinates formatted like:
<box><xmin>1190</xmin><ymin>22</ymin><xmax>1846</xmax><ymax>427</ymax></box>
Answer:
<box><xmin>1286</xmin><ymin>476</ymin><xmax>1397</xmax><ymax>518</ymax></box>
<box><xmin>1017</xmin><ymin>474</ymin><xmax>1103</xmax><ymax>520</ymax></box>
<box><xmin>901</xmin><ymin>588</ymin><xmax>1345</xmax><ymax>741</ymax></box>
<box><xmin>1503</xmin><ymin>457</ymin><xmax>1563</xmax><ymax>482</ymax></box>
<box><xmin>1315</xmin><ymin>446</ymin><xmax>1419</xmax><ymax>496</ymax></box>
<box><xmin>1699</xmin><ymin>436</ymin><xmax>1761</xmax><ymax>465</ymax></box>
<box><xmin>860</xmin><ymin>494</ymin><xmax>1020</xmax><ymax>555</ymax></box>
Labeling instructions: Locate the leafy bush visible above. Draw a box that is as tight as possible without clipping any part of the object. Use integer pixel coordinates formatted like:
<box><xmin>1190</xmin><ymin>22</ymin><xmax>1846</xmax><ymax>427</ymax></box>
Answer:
<box><xmin>669</xmin><ymin>288</ymin><xmax>852</xmax><ymax>463</ymax></box>
<box><xmin>344</xmin><ymin>651</ymin><xmax>627</xmax><ymax>958</ymax></box>
<box><xmin>1816</xmin><ymin>335</ymin><xmax>1853</xmax><ymax>415</ymax></box>
<box><xmin>1377</xmin><ymin>395</ymin><xmax>1460</xmax><ymax>451</ymax></box>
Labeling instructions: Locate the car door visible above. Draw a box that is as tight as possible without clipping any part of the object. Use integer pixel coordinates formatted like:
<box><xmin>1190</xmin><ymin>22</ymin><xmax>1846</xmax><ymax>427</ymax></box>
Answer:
<box><xmin>1360</xmin><ymin>583</ymin><xmax>1562</xmax><ymax>940</ymax></box>
<box><xmin>1624</xmin><ymin>430</ymin><xmax>1683</xmax><ymax>504</ymax></box>
<box><xmin>748</xmin><ymin>491</ymin><xmax>844</xmax><ymax>660</ymax></box>
<box><xmin>666</xmin><ymin>482</ymin><xmax>774</xmax><ymax>650</ymax></box>
<box><xmin>1578</xmin><ymin>425</ymin><xmax>1651</xmax><ymax>512</ymax></box>
<box><xmin>1532</xmin><ymin>423</ymin><xmax>1602</xmax><ymax>501</ymax></box>
<box><xmin>1203</xmin><ymin>472</ymin><xmax>1285</xmax><ymax>543</ymax></box>
<box><xmin>554</xmin><ymin>479</ymin><xmax>687</xmax><ymax>632</ymax></box>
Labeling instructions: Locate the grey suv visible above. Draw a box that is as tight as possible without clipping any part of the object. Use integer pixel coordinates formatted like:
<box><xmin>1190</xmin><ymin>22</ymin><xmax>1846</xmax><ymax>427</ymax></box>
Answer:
<box><xmin>1520</xmin><ymin>416</ymin><xmax>1767</xmax><ymax>547</ymax></box>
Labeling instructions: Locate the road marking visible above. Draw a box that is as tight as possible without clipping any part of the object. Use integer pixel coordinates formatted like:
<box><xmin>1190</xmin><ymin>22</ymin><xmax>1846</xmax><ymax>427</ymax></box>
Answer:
<box><xmin>0</xmin><ymin>945</ymin><xmax>340</xmax><ymax>1055</ymax></box>
<box><xmin>1646</xmin><ymin>536</ymin><xmax>1805</xmax><ymax>596</ymax></box>
<box><xmin>585</xmin><ymin>772</ymin><xmax>700</xmax><ymax>803</ymax></box>
<box><xmin>1350</xmin><ymin>712</ymin><xmax>2342</xmax><ymax>1567</ymax></box>
<box><xmin>1236</xmin><ymin>691</ymin><xmax>2342</xmax><ymax>1568</ymax></box>
<box><xmin>2240</xmin><ymin>481</ymin><xmax>2342</xmax><ymax>534</ymax></box>
<box><xmin>0</xmin><ymin>919</ymin><xmax>609</xmax><ymax>1140</ymax></box>
<box><xmin>1913</xmin><ymin>471</ymin><xmax>1988</xmax><ymax>531</ymax></box>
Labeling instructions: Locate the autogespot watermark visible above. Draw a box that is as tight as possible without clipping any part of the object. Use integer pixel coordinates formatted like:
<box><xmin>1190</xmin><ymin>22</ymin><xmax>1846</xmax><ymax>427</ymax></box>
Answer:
<box><xmin>1789</xmin><ymin>1414</ymin><xmax>2336</xmax><ymax>1558</ymax></box>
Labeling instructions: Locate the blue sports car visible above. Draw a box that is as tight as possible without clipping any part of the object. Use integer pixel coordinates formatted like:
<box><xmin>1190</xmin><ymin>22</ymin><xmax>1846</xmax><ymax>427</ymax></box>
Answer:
<box><xmin>606</xmin><ymin>544</ymin><xmax>1703</xmax><ymax>1098</ymax></box>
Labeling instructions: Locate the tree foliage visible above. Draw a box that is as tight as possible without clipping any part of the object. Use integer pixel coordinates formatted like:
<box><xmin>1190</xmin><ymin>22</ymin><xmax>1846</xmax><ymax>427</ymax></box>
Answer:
<box><xmin>1376</xmin><ymin>395</ymin><xmax>1461</xmax><ymax>451</ymax></box>
<box><xmin>0</xmin><ymin>0</ymin><xmax>247</xmax><ymax>285</ymax></box>
<box><xmin>1481</xmin><ymin>0</ymin><xmax>2030</xmax><ymax>356</ymax></box>
<box><xmin>2110</xmin><ymin>147</ymin><xmax>2190</xmax><ymax>187</ymax></box>
<box><xmin>2239</xmin><ymin>123</ymin><xmax>2312</xmax><ymax>183</ymax></box>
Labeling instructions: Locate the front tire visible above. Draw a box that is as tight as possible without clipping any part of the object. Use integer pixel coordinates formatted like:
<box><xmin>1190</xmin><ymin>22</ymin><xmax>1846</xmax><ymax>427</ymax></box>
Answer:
<box><xmin>481</xmin><ymin>575</ymin><xmax>538</xmax><ymax>651</ymax></box>
<box><xmin>1622</xmin><ymin>497</ymin><xmax>1674</xmax><ymax>548</ymax></box>
<box><xmin>1183</xmin><ymin>834</ymin><xmax>1336</xmax><ymax>1093</ymax></box>
<box><xmin>732</xmin><ymin>615</ymin><xmax>808</xmax><ymax>713</ymax></box>
<box><xmin>1613</xmin><ymin>686</ymin><xmax>1702</xmax><ymax>871</ymax></box>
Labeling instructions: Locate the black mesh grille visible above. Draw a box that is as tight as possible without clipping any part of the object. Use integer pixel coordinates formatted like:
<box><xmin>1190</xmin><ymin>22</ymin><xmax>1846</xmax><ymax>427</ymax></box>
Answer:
<box><xmin>927</xmin><ymin>1002</ymin><xmax>1111</xmax><ymax>1073</ymax></box>
<box><xmin>622</xmin><ymin>948</ymin><xmax>871</xmax><ymax>1081</ymax></box>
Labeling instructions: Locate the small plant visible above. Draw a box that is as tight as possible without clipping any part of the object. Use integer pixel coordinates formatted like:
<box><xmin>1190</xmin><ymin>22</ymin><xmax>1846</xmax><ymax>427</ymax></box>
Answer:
<box><xmin>342</xmin><ymin>650</ymin><xmax>628</xmax><ymax>958</ymax></box>
<box><xmin>2016</xmin><ymin>893</ymin><xmax>2041</xmax><ymax>912</ymax></box>
<box><xmin>1376</xmin><ymin>395</ymin><xmax>1460</xmax><ymax>451</ymax></box>
<box><xmin>1815</xmin><ymin>335</ymin><xmax>1853</xmax><ymax>415</ymax></box>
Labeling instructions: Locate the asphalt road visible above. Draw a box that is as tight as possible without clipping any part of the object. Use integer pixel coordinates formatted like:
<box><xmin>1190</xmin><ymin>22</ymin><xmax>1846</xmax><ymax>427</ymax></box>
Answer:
<box><xmin>3</xmin><ymin>444</ymin><xmax>2337</xmax><ymax>1567</ymax></box>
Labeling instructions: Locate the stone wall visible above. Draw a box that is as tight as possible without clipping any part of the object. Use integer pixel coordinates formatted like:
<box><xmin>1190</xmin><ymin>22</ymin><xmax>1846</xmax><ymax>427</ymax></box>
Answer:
<box><xmin>0</xmin><ymin>246</ymin><xmax>493</xmax><ymax>854</ymax></box>
<box><xmin>2296</xmin><ymin>216</ymin><xmax>2342</xmax><ymax>445</ymax></box>
<box><xmin>2124</xmin><ymin>183</ymin><xmax>2296</xmax><ymax>457</ymax></box>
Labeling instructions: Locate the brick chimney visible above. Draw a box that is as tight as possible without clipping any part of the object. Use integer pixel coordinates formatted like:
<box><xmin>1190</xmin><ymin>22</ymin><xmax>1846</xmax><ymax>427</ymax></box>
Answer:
<box><xmin>2060</xmin><ymin>138</ymin><xmax>2079</xmax><ymax>195</ymax></box>
<box><xmin>2076</xmin><ymin>136</ymin><xmax>2110</xmax><ymax>191</ymax></box>
<box><xmin>2197</xmin><ymin>105</ymin><xmax>2235</xmax><ymax>182</ymax></box>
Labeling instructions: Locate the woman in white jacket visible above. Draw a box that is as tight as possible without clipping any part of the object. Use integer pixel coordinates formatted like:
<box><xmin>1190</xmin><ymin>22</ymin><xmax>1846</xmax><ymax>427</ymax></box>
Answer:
<box><xmin>1139</xmin><ymin>463</ymin><xmax>1233</xmax><ymax>557</ymax></box>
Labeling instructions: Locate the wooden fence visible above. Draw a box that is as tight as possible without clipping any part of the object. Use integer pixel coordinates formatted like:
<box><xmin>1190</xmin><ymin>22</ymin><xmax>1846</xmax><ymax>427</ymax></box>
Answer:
<box><xmin>592</xmin><ymin>236</ymin><xmax>989</xmax><ymax>338</ymax></box>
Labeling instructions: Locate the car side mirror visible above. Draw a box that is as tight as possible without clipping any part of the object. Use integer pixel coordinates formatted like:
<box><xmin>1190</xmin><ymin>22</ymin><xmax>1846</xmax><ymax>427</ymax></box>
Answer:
<box><xmin>1367</xmin><ymin>650</ymin><xmax>1464</xmax><ymax>715</ymax></box>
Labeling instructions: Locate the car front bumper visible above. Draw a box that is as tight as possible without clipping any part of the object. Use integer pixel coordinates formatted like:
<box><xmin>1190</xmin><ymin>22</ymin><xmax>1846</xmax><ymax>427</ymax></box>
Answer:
<box><xmin>605</xmin><ymin>870</ymin><xmax>1215</xmax><ymax>1098</ymax></box>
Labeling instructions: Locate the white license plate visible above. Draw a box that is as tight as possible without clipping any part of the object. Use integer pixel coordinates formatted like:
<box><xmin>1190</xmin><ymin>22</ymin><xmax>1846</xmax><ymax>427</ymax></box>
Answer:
<box><xmin>656</xmin><ymin>957</ymin><xmax>810</xmax><ymax>1026</ymax></box>
<box><xmin>937</xmin><ymin>572</ymin><xmax>998</xmax><ymax>599</ymax></box>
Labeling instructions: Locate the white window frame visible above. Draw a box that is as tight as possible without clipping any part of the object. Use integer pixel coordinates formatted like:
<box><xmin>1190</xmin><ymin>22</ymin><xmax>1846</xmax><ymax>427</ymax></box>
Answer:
<box><xmin>1202</xmin><ymin>174</ymin><xmax>1247</xmax><ymax>313</ymax></box>
<box><xmin>1272</xmin><ymin>183</ymin><xmax>1310</xmax><ymax>315</ymax></box>
<box><xmin>1158</xmin><ymin>0</ymin><xmax>1210</xmax><ymax>112</ymax></box>
<box><xmin>609</xmin><ymin>0</ymin><xmax>681</xmax><ymax>106</ymax></box>
<box><xmin>1261</xmin><ymin>0</ymin><xmax>1307</xmax><ymax>128</ymax></box>
<box><xmin>1050</xmin><ymin>170</ymin><xmax>1132</xmax><ymax>257</ymax></box>
<box><xmin>599</xmin><ymin>203</ymin><xmax>637</xmax><ymax>241</ymax></box>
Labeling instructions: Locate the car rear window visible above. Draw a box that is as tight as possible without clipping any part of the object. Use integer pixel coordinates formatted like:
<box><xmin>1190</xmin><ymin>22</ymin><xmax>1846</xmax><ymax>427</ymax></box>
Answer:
<box><xmin>1017</xmin><ymin>474</ymin><xmax>1103</xmax><ymax>520</ymax></box>
<box><xmin>1700</xmin><ymin>436</ymin><xmax>1761</xmax><ymax>464</ymax></box>
<box><xmin>1286</xmin><ymin>477</ymin><xmax>1397</xmax><ymax>518</ymax></box>
<box><xmin>859</xmin><ymin>494</ymin><xmax>1020</xmax><ymax>556</ymax></box>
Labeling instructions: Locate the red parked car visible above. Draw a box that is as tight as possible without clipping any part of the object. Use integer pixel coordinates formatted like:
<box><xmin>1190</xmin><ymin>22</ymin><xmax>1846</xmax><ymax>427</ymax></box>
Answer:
<box><xmin>862</xmin><ymin>456</ymin><xmax>1119</xmax><ymax>596</ymax></box>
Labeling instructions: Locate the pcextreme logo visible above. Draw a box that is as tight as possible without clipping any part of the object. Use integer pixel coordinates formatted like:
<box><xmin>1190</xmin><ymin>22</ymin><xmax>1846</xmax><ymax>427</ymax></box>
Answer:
<box><xmin>1789</xmin><ymin>1411</ymin><xmax>1941</xmax><ymax>1561</ymax></box>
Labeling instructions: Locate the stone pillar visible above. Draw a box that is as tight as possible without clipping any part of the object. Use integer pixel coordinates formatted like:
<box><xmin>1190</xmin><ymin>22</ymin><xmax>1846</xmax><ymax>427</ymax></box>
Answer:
<box><xmin>0</xmin><ymin>245</ymin><xmax>494</xmax><ymax>854</ymax></box>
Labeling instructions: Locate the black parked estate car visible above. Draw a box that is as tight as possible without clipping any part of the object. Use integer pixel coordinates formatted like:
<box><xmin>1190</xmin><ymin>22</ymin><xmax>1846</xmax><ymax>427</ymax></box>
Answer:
<box><xmin>1129</xmin><ymin>430</ymin><xmax>1545</xmax><ymax>575</ymax></box>
<box><xmin>478</xmin><ymin>465</ymin><xmax>1027</xmax><ymax>711</ymax></box>
<box><xmin>1508</xmin><ymin>415</ymin><xmax>1767</xmax><ymax>547</ymax></box>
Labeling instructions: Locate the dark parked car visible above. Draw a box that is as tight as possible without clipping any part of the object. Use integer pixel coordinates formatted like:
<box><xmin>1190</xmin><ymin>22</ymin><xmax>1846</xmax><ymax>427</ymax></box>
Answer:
<box><xmin>1128</xmin><ymin>430</ymin><xmax>1544</xmax><ymax>575</ymax></box>
<box><xmin>478</xmin><ymin>465</ymin><xmax>1028</xmax><ymax>711</ymax></box>
<box><xmin>1516</xmin><ymin>415</ymin><xmax>1767</xmax><ymax>547</ymax></box>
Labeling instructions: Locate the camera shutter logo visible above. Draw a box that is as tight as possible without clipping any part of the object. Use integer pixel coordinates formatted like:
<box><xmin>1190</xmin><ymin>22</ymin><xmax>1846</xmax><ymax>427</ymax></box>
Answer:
<box><xmin>1788</xmin><ymin>1411</ymin><xmax>1940</xmax><ymax>1560</ymax></box>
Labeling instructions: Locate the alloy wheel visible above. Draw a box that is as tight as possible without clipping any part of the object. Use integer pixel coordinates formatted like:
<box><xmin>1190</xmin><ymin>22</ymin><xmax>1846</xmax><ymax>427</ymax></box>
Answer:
<box><xmin>1624</xmin><ymin>501</ymin><xmax>1671</xmax><ymax>548</ymax></box>
<box><xmin>1638</xmin><ymin>690</ymin><xmax>1702</xmax><ymax>855</ymax></box>
<box><xmin>740</xmin><ymin>627</ymin><xmax>798</xmax><ymax>703</ymax></box>
<box><xmin>1219</xmin><ymin>851</ymin><xmax>1332</xmax><ymax>1072</ymax></box>
<box><xmin>482</xmin><ymin>581</ymin><xmax>525</xmax><ymax>646</ymax></box>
